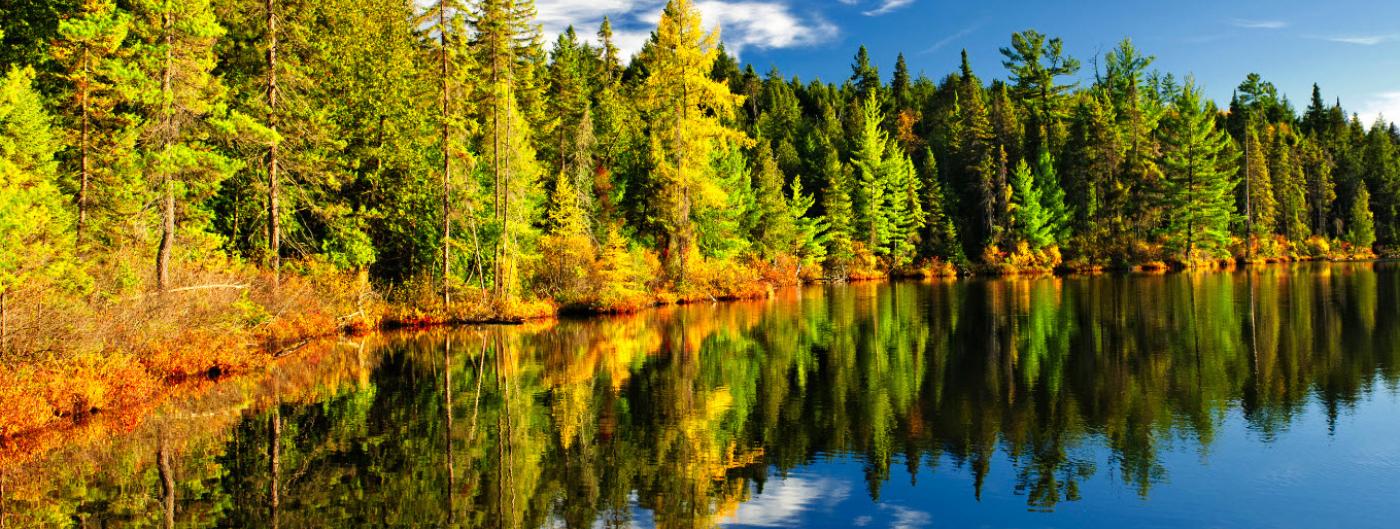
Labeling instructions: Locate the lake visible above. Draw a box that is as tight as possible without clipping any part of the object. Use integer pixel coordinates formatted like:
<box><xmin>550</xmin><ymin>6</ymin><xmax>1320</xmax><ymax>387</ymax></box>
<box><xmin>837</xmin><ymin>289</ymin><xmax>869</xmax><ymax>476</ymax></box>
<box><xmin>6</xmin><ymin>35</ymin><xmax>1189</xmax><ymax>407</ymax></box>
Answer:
<box><xmin>4</xmin><ymin>263</ymin><xmax>1400</xmax><ymax>528</ymax></box>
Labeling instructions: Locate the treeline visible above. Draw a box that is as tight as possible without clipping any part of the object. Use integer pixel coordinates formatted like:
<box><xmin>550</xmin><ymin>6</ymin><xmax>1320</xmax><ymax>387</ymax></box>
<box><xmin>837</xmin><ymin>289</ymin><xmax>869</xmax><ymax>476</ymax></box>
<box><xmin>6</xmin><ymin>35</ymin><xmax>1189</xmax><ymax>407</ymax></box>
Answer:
<box><xmin>3</xmin><ymin>0</ymin><xmax>1400</xmax><ymax>316</ymax></box>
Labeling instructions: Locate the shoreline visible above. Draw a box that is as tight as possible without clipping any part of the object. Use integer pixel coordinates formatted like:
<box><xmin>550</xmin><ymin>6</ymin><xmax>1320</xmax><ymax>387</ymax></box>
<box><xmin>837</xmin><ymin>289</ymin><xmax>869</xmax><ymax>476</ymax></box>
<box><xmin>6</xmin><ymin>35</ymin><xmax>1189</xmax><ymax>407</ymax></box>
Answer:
<box><xmin>0</xmin><ymin>257</ymin><xmax>1388</xmax><ymax>453</ymax></box>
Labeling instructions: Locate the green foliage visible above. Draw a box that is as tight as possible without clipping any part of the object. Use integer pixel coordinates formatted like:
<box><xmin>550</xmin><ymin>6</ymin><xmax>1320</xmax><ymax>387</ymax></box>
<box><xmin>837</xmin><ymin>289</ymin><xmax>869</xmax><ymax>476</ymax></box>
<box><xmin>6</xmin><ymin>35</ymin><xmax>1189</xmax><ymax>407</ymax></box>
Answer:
<box><xmin>1009</xmin><ymin>159</ymin><xmax>1054</xmax><ymax>250</ymax></box>
<box><xmin>0</xmin><ymin>67</ymin><xmax>72</xmax><ymax>291</ymax></box>
<box><xmin>1347</xmin><ymin>185</ymin><xmax>1376</xmax><ymax>248</ymax></box>
<box><xmin>2</xmin><ymin>0</ymin><xmax>1398</xmax><ymax>321</ymax></box>
<box><xmin>1160</xmin><ymin>82</ymin><xmax>1238</xmax><ymax>260</ymax></box>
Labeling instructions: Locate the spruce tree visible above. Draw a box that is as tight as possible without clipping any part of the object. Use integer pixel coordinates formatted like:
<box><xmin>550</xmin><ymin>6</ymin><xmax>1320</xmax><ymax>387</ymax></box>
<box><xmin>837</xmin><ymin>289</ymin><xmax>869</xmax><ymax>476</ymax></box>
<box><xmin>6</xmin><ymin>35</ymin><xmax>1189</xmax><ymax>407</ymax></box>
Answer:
<box><xmin>1347</xmin><ymin>185</ymin><xmax>1377</xmax><ymax>249</ymax></box>
<box><xmin>852</xmin><ymin>94</ymin><xmax>891</xmax><ymax>254</ymax></box>
<box><xmin>1009</xmin><ymin>159</ymin><xmax>1053</xmax><ymax>249</ymax></box>
<box><xmin>750</xmin><ymin>142</ymin><xmax>794</xmax><ymax>259</ymax></box>
<box><xmin>821</xmin><ymin>148</ymin><xmax>856</xmax><ymax>273</ymax></box>
<box><xmin>1159</xmin><ymin>82</ymin><xmax>1238</xmax><ymax>260</ymax></box>
<box><xmin>919</xmin><ymin>149</ymin><xmax>963</xmax><ymax>263</ymax></box>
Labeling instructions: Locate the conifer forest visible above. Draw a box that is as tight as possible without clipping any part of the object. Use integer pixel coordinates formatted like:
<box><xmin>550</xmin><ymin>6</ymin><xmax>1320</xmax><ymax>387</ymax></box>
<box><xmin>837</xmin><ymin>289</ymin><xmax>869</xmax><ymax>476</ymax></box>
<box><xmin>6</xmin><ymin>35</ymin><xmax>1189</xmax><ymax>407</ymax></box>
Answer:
<box><xmin>4</xmin><ymin>2</ymin><xmax>1400</xmax><ymax>511</ymax></box>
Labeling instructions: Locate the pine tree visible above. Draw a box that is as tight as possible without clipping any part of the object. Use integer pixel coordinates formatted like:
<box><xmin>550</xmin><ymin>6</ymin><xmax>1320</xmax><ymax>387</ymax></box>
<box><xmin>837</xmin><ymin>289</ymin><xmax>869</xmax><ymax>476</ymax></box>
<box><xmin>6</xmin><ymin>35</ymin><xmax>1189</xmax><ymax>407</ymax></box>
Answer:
<box><xmin>1270</xmin><ymin>127</ymin><xmax>1309</xmax><ymax>242</ymax></box>
<box><xmin>471</xmin><ymin>0</ymin><xmax>544</xmax><ymax>297</ymax></box>
<box><xmin>891</xmin><ymin>52</ymin><xmax>911</xmax><ymax>113</ymax></box>
<box><xmin>1159</xmin><ymin>81</ymin><xmax>1238</xmax><ymax>260</ymax></box>
<box><xmin>1347</xmin><ymin>184</ymin><xmax>1376</xmax><ymax>249</ymax></box>
<box><xmin>1362</xmin><ymin>119</ymin><xmax>1400</xmax><ymax>245</ymax></box>
<box><xmin>596</xmin><ymin>16</ymin><xmax>620</xmax><ymax>83</ymax></box>
<box><xmin>852</xmin><ymin>94</ymin><xmax>891</xmax><ymax>254</ymax></box>
<box><xmin>1062</xmin><ymin>93</ymin><xmax>1123</xmax><ymax>262</ymax></box>
<box><xmin>850</xmin><ymin>45</ymin><xmax>880</xmax><ymax>101</ymax></box>
<box><xmin>952</xmin><ymin>50</ymin><xmax>1001</xmax><ymax>249</ymax></box>
<box><xmin>750</xmin><ymin>142</ymin><xmax>794</xmax><ymax>258</ymax></box>
<box><xmin>1000</xmin><ymin>30</ymin><xmax>1080</xmax><ymax>154</ymax></box>
<box><xmin>0</xmin><ymin>67</ymin><xmax>77</xmax><ymax>352</ymax></box>
<box><xmin>884</xmin><ymin>149</ymin><xmax>925</xmax><ymax>266</ymax></box>
<box><xmin>821</xmin><ymin>148</ymin><xmax>856</xmax><ymax>273</ymax></box>
<box><xmin>788</xmin><ymin>178</ymin><xmax>828</xmax><ymax>270</ymax></box>
<box><xmin>134</xmin><ymin>0</ymin><xmax>240</xmax><ymax>291</ymax></box>
<box><xmin>636</xmin><ymin>0</ymin><xmax>748</xmax><ymax>282</ymax></box>
<box><xmin>1242</xmin><ymin>128</ymin><xmax>1275</xmax><ymax>245</ymax></box>
<box><xmin>1033</xmin><ymin>146</ymin><xmax>1070</xmax><ymax>245</ymax></box>
<box><xmin>1299</xmin><ymin>135</ymin><xmax>1336</xmax><ymax>236</ymax></box>
<box><xmin>1009</xmin><ymin>159</ymin><xmax>1053</xmax><ymax>249</ymax></box>
<box><xmin>51</xmin><ymin>0</ymin><xmax>132</xmax><ymax>248</ymax></box>
<box><xmin>918</xmin><ymin>149</ymin><xmax>963</xmax><ymax>263</ymax></box>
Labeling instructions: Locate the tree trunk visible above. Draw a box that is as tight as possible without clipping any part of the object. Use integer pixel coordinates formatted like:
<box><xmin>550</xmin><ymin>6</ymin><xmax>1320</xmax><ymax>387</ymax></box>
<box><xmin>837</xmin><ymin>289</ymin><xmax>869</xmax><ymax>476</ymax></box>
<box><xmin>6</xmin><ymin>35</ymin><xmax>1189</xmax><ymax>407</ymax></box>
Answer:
<box><xmin>443</xmin><ymin>338</ymin><xmax>455</xmax><ymax>523</ymax></box>
<box><xmin>77</xmin><ymin>49</ymin><xmax>91</xmax><ymax>248</ymax></box>
<box><xmin>439</xmin><ymin>0</ymin><xmax>451</xmax><ymax>307</ymax></box>
<box><xmin>0</xmin><ymin>288</ymin><xmax>7</xmax><ymax>357</ymax></box>
<box><xmin>156</xmin><ymin>9</ymin><xmax>175</xmax><ymax>292</ymax></box>
<box><xmin>269</xmin><ymin>398</ymin><xmax>281</xmax><ymax>529</ymax></box>
<box><xmin>158</xmin><ymin>434</ymin><xmax>175</xmax><ymax>529</ymax></box>
<box><xmin>267</xmin><ymin>0</ymin><xmax>281</xmax><ymax>290</ymax></box>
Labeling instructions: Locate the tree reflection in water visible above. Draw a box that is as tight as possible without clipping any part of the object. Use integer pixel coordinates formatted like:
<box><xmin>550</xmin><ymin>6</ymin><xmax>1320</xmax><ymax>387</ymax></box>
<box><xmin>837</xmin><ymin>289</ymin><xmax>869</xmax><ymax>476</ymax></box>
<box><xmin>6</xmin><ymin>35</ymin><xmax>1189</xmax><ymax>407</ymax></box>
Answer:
<box><xmin>3</xmin><ymin>263</ymin><xmax>1399</xmax><ymax>528</ymax></box>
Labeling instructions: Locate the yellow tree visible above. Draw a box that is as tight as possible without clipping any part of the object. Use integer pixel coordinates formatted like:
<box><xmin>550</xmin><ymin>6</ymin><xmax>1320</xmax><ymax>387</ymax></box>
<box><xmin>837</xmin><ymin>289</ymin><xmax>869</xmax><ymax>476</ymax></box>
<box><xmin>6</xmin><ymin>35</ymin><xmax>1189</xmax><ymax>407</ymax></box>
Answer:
<box><xmin>637</xmin><ymin>0</ymin><xmax>749</xmax><ymax>283</ymax></box>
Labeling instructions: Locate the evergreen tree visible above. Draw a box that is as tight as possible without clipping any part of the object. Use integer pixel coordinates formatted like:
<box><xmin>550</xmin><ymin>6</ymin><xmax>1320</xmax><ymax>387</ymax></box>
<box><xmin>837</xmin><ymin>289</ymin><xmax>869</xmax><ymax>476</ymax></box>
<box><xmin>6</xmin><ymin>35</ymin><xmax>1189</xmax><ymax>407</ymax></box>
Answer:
<box><xmin>0</xmin><ymin>67</ymin><xmax>78</xmax><ymax>348</ymax></box>
<box><xmin>1159</xmin><ymin>81</ymin><xmax>1238</xmax><ymax>260</ymax></box>
<box><xmin>1347</xmin><ymin>184</ymin><xmax>1376</xmax><ymax>249</ymax></box>
<box><xmin>884</xmin><ymin>149</ymin><xmax>925</xmax><ymax>266</ymax></box>
<box><xmin>821</xmin><ymin>148</ymin><xmax>856</xmax><ymax>273</ymax></box>
<box><xmin>636</xmin><ymin>0</ymin><xmax>748</xmax><ymax>282</ymax></box>
<box><xmin>749</xmin><ymin>142</ymin><xmax>795</xmax><ymax>258</ymax></box>
<box><xmin>1362</xmin><ymin>119</ymin><xmax>1400</xmax><ymax>245</ymax></box>
<box><xmin>1000</xmin><ymin>29</ymin><xmax>1079</xmax><ymax>154</ymax></box>
<box><xmin>1242</xmin><ymin>128</ymin><xmax>1275</xmax><ymax>245</ymax></box>
<box><xmin>891</xmin><ymin>52</ymin><xmax>912</xmax><ymax>112</ymax></box>
<box><xmin>1270</xmin><ymin>127</ymin><xmax>1309</xmax><ymax>241</ymax></box>
<box><xmin>1009</xmin><ymin>159</ymin><xmax>1053</xmax><ymax>249</ymax></box>
<box><xmin>850</xmin><ymin>45</ymin><xmax>880</xmax><ymax>101</ymax></box>
<box><xmin>788</xmin><ymin>178</ymin><xmax>828</xmax><ymax>270</ymax></box>
<box><xmin>1299</xmin><ymin>135</ymin><xmax>1336</xmax><ymax>236</ymax></box>
<box><xmin>918</xmin><ymin>149</ymin><xmax>963</xmax><ymax>263</ymax></box>
<box><xmin>51</xmin><ymin>0</ymin><xmax>133</xmax><ymax>248</ymax></box>
<box><xmin>1033</xmin><ymin>145</ymin><xmax>1070</xmax><ymax>244</ymax></box>
<box><xmin>852</xmin><ymin>94</ymin><xmax>891</xmax><ymax>254</ymax></box>
<box><xmin>134</xmin><ymin>0</ymin><xmax>241</xmax><ymax>291</ymax></box>
<box><xmin>471</xmin><ymin>0</ymin><xmax>545</xmax><ymax>296</ymax></box>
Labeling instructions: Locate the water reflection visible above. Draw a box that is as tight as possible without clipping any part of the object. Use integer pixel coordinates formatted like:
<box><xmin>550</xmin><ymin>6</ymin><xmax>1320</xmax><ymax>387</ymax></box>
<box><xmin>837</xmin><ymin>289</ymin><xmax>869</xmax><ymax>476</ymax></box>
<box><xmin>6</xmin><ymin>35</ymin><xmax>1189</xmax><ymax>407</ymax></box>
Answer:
<box><xmin>5</xmin><ymin>263</ymin><xmax>1400</xmax><ymax>528</ymax></box>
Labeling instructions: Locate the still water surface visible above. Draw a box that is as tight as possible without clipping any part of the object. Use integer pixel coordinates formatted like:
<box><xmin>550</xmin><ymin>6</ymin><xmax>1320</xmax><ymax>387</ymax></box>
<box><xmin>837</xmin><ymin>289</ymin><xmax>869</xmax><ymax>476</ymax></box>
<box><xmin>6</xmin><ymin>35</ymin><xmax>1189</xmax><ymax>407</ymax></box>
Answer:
<box><xmin>6</xmin><ymin>263</ymin><xmax>1400</xmax><ymax>528</ymax></box>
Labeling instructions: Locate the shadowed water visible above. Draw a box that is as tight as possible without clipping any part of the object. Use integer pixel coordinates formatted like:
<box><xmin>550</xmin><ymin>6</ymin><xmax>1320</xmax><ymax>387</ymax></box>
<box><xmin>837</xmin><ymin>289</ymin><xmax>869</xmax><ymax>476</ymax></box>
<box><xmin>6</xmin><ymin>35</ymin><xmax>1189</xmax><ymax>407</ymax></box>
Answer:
<box><xmin>6</xmin><ymin>263</ymin><xmax>1400</xmax><ymax>528</ymax></box>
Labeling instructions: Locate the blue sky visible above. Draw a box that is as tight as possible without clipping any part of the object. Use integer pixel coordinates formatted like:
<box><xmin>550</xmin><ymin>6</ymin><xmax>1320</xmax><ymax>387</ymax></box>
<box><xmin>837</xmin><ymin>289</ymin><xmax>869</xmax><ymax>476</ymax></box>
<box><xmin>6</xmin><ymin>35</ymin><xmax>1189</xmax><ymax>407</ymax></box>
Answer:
<box><xmin>535</xmin><ymin>0</ymin><xmax>1400</xmax><ymax>124</ymax></box>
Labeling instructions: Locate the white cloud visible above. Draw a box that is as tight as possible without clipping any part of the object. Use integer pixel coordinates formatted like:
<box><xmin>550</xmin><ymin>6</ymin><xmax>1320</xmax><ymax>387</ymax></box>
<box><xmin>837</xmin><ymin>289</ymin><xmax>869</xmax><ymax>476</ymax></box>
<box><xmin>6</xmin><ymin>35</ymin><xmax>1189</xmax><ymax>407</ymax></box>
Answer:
<box><xmin>532</xmin><ymin>0</ymin><xmax>837</xmax><ymax>60</ymax></box>
<box><xmin>1320</xmin><ymin>34</ymin><xmax>1399</xmax><ymax>46</ymax></box>
<box><xmin>721</xmin><ymin>476</ymin><xmax>852</xmax><ymax>527</ymax></box>
<box><xmin>878</xmin><ymin>504</ymin><xmax>932</xmax><ymax>529</ymax></box>
<box><xmin>1229</xmin><ymin>18</ymin><xmax>1288</xmax><ymax>30</ymax></box>
<box><xmin>921</xmin><ymin>22</ymin><xmax>982</xmax><ymax>54</ymax></box>
<box><xmin>1356</xmin><ymin>91</ymin><xmax>1400</xmax><ymax>129</ymax></box>
<box><xmin>695</xmin><ymin>1</ymin><xmax>838</xmax><ymax>56</ymax></box>
<box><xmin>863</xmin><ymin>0</ymin><xmax>916</xmax><ymax>17</ymax></box>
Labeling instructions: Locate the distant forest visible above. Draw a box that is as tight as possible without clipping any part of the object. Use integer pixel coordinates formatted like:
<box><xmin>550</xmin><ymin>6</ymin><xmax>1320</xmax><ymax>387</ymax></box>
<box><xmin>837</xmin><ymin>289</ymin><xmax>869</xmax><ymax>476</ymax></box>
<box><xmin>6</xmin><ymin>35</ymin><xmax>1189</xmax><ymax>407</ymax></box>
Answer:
<box><xmin>3</xmin><ymin>0</ymin><xmax>1399</xmax><ymax>309</ymax></box>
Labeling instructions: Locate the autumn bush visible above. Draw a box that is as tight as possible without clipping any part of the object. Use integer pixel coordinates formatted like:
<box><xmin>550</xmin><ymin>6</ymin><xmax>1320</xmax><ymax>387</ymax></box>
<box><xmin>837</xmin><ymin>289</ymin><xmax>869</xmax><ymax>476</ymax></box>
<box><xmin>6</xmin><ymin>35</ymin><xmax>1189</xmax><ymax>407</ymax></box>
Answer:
<box><xmin>979</xmin><ymin>242</ymin><xmax>1063</xmax><ymax>275</ymax></box>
